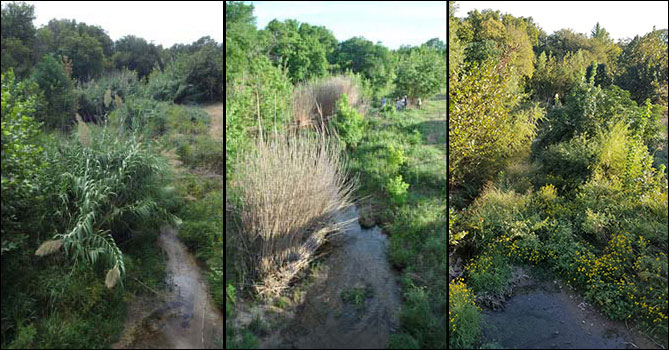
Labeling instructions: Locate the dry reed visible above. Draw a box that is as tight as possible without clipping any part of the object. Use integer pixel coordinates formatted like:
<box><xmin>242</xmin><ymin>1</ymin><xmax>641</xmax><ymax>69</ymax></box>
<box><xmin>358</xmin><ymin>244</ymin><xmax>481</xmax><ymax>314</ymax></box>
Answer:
<box><xmin>230</xmin><ymin>130</ymin><xmax>356</xmax><ymax>298</ymax></box>
<box><xmin>292</xmin><ymin>75</ymin><xmax>362</xmax><ymax>128</ymax></box>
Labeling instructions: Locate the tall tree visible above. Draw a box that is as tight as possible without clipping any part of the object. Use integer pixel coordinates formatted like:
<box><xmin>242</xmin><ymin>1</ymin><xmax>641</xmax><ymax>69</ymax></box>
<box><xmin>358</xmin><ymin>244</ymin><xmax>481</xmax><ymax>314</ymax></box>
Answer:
<box><xmin>1</xmin><ymin>2</ymin><xmax>36</xmax><ymax>78</ymax></box>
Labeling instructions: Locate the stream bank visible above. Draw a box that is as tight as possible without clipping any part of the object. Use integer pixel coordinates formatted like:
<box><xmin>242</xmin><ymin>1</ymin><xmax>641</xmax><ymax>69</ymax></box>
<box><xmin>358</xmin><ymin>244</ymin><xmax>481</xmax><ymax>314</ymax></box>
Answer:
<box><xmin>113</xmin><ymin>226</ymin><xmax>223</xmax><ymax>349</ymax></box>
<box><xmin>255</xmin><ymin>204</ymin><xmax>402</xmax><ymax>349</ymax></box>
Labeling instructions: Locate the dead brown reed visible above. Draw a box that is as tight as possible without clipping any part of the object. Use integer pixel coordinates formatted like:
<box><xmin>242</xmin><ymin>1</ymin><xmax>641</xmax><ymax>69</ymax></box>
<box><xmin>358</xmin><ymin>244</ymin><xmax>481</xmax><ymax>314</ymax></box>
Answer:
<box><xmin>230</xmin><ymin>130</ymin><xmax>356</xmax><ymax>298</ymax></box>
<box><xmin>292</xmin><ymin>75</ymin><xmax>362</xmax><ymax>128</ymax></box>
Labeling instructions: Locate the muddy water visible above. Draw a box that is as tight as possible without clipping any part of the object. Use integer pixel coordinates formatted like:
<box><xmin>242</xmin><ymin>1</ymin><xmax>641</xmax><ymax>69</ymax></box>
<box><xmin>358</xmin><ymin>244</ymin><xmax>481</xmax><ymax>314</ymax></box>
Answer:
<box><xmin>481</xmin><ymin>278</ymin><xmax>657</xmax><ymax>349</ymax></box>
<box><xmin>266</xmin><ymin>205</ymin><xmax>402</xmax><ymax>349</ymax></box>
<box><xmin>114</xmin><ymin>227</ymin><xmax>223</xmax><ymax>349</ymax></box>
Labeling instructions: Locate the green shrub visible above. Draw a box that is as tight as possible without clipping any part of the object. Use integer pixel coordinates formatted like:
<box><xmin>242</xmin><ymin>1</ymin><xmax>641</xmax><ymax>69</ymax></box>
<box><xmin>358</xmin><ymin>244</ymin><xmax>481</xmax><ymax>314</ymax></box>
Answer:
<box><xmin>333</xmin><ymin>93</ymin><xmax>366</xmax><ymax>150</ymax></box>
<box><xmin>386</xmin><ymin>174</ymin><xmax>409</xmax><ymax>205</ymax></box>
<box><xmin>537</xmin><ymin>133</ymin><xmax>598</xmax><ymax>192</ymax></box>
<box><xmin>76</xmin><ymin>69</ymin><xmax>138</xmax><ymax>121</ymax></box>
<box><xmin>388</xmin><ymin>333</ymin><xmax>420</xmax><ymax>349</ymax></box>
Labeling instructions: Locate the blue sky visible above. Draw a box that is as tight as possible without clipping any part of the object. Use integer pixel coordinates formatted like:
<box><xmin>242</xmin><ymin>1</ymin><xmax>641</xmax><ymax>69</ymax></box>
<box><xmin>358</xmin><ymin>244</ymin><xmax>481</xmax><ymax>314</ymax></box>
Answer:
<box><xmin>454</xmin><ymin>1</ymin><xmax>668</xmax><ymax>41</ymax></box>
<box><xmin>249</xmin><ymin>1</ymin><xmax>447</xmax><ymax>50</ymax></box>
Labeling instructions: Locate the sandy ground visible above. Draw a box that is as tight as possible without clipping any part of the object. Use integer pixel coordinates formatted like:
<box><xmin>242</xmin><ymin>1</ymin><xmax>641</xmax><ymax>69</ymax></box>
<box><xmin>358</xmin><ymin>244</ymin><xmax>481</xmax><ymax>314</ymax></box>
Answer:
<box><xmin>202</xmin><ymin>103</ymin><xmax>223</xmax><ymax>140</ymax></box>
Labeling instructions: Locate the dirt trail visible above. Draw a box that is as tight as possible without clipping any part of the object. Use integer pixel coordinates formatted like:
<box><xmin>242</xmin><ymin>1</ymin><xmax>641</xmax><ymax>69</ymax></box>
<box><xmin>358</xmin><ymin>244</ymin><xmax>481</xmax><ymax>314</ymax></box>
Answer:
<box><xmin>114</xmin><ymin>227</ymin><xmax>223</xmax><ymax>349</ymax></box>
<box><xmin>203</xmin><ymin>103</ymin><xmax>223</xmax><ymax>140</ymax></box>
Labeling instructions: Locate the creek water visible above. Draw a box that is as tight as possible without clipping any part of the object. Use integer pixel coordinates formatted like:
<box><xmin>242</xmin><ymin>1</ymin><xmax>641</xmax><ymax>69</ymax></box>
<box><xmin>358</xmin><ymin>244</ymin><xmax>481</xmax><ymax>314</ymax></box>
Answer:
<box><xmin>114</xmin><ymin>226</ymin><xmax>223</xmax><ymax>349</ymax></box>
<box><xmin>481</xmin><ymin>277</ymin><xmax>658</xmax><ymax>349</ymax></box>
<box><xmin>262</xmin><ymin>205</ymin><xmax>402</xmax><ymax>349</ymax></box>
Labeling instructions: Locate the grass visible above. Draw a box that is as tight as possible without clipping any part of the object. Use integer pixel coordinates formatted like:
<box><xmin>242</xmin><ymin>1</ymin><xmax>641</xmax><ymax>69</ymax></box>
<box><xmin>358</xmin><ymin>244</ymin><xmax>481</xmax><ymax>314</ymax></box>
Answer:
<box><xmin>341</xmin><ymin>284</ymin><xmax>374</xmax><ymax>309</ymax></box>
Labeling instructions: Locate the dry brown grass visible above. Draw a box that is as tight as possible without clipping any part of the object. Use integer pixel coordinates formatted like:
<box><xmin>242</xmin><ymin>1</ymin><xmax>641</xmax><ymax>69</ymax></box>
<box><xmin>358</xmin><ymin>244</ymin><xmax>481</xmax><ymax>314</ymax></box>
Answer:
<box><xmin>292</xmin><ymin>76</ymin><xmax>362</xmax><ymax>128</ymax></box>
<box><xmin>230</xmin><ymin>131</ymin><xmax>356</xmax><ymax>299</ymax></box>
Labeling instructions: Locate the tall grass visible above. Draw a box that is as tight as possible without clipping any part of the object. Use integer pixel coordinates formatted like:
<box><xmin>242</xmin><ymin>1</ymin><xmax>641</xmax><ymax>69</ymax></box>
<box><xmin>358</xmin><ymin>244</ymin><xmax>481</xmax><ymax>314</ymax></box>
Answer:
<box><xmin>229</xmin><ymin>131</ymin><xmax>356</xmax><ymax>298</ymax></box>
<box><xmin>292</xmin><ymin>75</ymin><xmax>363</xmax><ymax>128</ymax></box>
<box><xmin>34</xmin><ymin>125</ymin><xmax>178</xmax><ymax>288</ymax></box>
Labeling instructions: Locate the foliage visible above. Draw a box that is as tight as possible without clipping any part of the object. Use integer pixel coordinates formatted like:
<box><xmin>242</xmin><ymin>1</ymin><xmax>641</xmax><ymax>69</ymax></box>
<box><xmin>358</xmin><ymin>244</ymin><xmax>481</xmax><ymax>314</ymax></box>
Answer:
<box><xmin>449</xmin><ymin>57</ymin><xmax>542</xmax><ymax>189</ymax></box>
<box><xmin>35</xmin><ymin>128</ymin><xmax>176</xmax><ymax>288</ymax></box>
<box><xmin>112</xmin><ymin>35</ymin><xmax>162</xmax><ymax>81</ymax></box>
<box><xmin>263</xmin><ymin>19</ymin><xmax>337</xmax><ymax>83</ymax></box>
<box><xmin>1</xmin><ymin>2</ymin><xmax>36</xmax><ymax>79</ymax></box>
<box><xmin>171</xmin><ymin>40</ymin><xmax>223</xmax><ymax>103</ymax></box>
<box><xmin>449</xmin><ymin>278</ymin><xmax>481</xmax><ymax>349</ymax></box>
<box><xmin>31</xmin><ymin>54</ymin><xmax>76</xmax><ymax>130</ymax></box>
<box><xmin>333</xmin><ymin>37</ymin><xmax>395</xmax><ymax>97</ymax></box>
<box><xmin>76</xmin><ymin>68</ymin><xmax>138</xmax><ymax>121</ymax></box>
<box><xmin>386</xmin><ymin>174</ymin><xmax>409</xmax><ymax>205</ymax></box>
<box><xmin>332</xmin><ymin>93</ymin><xmax>366</xmax><ymax>150</ymax></box>
<box><xmin>394</xmin><ymin>46</ymin><xmax>446</xmax><ymax>99</ymax></box>
<box><xmin>616</xmin><ymin>28</ymin><xmax>668</xmax><ymax>111</ymax></box>
<box><xmin>1</xmin><ymin>70</ymin><xmax>43</xmax><ymax>245</ymax></box>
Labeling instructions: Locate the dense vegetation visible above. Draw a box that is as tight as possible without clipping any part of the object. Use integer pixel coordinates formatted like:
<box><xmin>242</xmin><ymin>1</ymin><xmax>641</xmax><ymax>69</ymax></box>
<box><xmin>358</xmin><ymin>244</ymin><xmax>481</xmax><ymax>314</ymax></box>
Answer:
<box><xmin>225</xmin><ymin>1</ymin><xmax>446</xmax><ymax>348</ymax></box>
<box><xmin>448</xmin><ymin>1</ymin><xmax>668</xmax><ymax>348</ymax></box>
<box><xmin>1</xmin><ymin>2</ymin><xmax>222</xmax><ymax>348</ymax></box>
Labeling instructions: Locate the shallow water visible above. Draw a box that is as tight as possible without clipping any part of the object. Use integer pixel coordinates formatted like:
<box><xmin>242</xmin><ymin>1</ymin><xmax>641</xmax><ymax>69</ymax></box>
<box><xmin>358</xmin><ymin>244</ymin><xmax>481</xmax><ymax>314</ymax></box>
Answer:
<box><xmin>114</xmin><ymin>227</ymin><xmax>223</xmax><ymax>349</ymax></box>
<box><xmin>266</xmin><ymin>205</ymin><xmax>402</xmax><ymax>349</ymax></box>
<box><xmin>481</xmin><ymin>278</ymin><xmax>657</xmax><ymax>349</ymax></box>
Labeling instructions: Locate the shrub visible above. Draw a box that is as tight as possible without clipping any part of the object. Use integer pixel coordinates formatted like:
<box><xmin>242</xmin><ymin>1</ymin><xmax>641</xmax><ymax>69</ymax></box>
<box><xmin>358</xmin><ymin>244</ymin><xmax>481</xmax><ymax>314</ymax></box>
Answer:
<box><xmin>386</xmin><ymin>174</ymin><xmax>409</xmax><ymax>205</ymax></box>
<box><xmin>230</xmin><ymin>132</ymin><xmax>355</xmax><ymax>298</ymax></box>
<box><xmin>76</xmin><ymin>69</ymin><xmax>138</xmax><ymax>122</ymax></box>
<box><xmin>332</xmin><ymin>93</ymin><xmax>366</xmax><ymax>150</ymax></box>
<box><xmin>536</xmin><ymin>133</ymin><xmax>598</xmax><ymax>192</ymax></box>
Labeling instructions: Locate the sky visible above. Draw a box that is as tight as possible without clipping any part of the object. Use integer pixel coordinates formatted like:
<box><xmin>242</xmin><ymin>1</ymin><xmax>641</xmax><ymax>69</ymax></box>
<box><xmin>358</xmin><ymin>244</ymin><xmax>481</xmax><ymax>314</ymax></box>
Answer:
<box><xmin>0</xmin><ymin>1</ymin><xmax>223</xmax><ymax>47</ymax></box>
<box><xmin>453</xmin><ymin>1</ymin><xmax>669</xmax><ymax>41</ymax></box>
<box><xmin>249</xmin><ymin>1</ymin><xmax>447</xmax><ymax>50</ymax></box>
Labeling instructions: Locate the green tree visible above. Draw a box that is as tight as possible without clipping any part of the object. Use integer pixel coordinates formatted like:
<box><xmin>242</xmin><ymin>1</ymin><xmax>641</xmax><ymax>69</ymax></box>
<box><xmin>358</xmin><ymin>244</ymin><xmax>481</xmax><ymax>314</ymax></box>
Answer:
<box><xmin>615</xmin><ymin>28</ymin><xmax>668</xmax><ymax>113</ymax></box>
<box><xmin>449</xmin><ymin>57</ymin><xmax>542</xmax><ymax>188</ymax></box>
<box><xmin>113</xmin><ymin>35</ymin><xmax>163</xmax><ymax>81</ymax></box>
<box><xmin>334</xmin><ymin>37</ymin><xmax>394</xmax><ymax>97</ymax></box>
<box><xmin>395</xmin><ymin>46</ymin><xmax>446</xmax><ymax>99</ymax></box>
<box><xmin>1</xmin><ymin>2</ymin><xmax>36</xmax><ymax>78</ymax></box>
<box><xmin>31</xmin><ymin>55</ymin><xmax>76</xmax><ymax>130</ymax></box>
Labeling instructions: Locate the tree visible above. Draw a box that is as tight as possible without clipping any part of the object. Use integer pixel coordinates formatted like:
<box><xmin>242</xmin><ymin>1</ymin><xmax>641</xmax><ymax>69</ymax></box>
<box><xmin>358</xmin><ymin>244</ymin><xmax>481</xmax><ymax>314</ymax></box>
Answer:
<box><xmin>449</xmin><ymin>57</ymin><xmax>542</xmax><ymax>188</ymax></box>
<box><xmin>113</xmin><ymin>35</ymin><xmax>162</xmax><ymax>81</ymax></box>
<box><xmin>425</xmin><ymin>38</ymin><xmax>446</xmax><ymax>54</ymax></box>
<box><xmin>333</xmin><ymin>37</ymin><xmax>394</xmax><ymax>97</ymax></box>
<box><xmin>1</xmin><ymin>2</ymin><xmax>36</xmax><ymax>78</ymax></box>
<box><xmin>60</xmin><ymin>32</ymin><xmax>104</xmax><ymax>81</ymax></box>
<box><xmin>31</xmin><ymin>55</ymin><xmax>76</xmax><ymax>130</ymax></box>
<box><xmin>615</xmin><ymin>28</ymin><xmax>668</xmax><ymax>113</ymax></box>
<box><xmin>395</xmin><ymin>46</ymin><xmax>446</xmax><ymax>99</ymax></box>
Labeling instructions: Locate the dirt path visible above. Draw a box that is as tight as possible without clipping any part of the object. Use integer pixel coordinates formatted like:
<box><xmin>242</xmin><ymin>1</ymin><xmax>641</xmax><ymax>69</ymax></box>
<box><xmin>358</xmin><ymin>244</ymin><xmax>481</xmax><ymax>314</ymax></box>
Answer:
<box><xmin>203</xmin><ymin>103</ymin><xmax>223</xmax><ymax>140</ymax></box>
<box><xmin>114</xmin><ymin>227</ymin><xmax>223</xmax><ymax>349</ymax></box>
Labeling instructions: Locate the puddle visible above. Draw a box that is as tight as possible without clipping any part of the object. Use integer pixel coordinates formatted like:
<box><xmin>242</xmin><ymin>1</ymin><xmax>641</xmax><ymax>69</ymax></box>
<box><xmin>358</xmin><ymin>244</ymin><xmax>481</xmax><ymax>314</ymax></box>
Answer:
<box><xmin>262</xmin><ymin>205</ymin><xmax>402</xmax><ymax>349</ymax></box>
<box><xmin>114</xmin><ymin>227</ymin><xmax>223</xmax><ymax>349</ymax></box>
<box><xmin>481</xmin><ymin>276</ymin><xmax>658</xmax><ymax>349</ymax></box>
